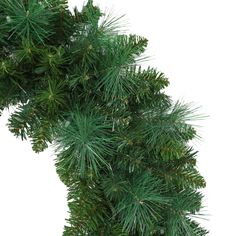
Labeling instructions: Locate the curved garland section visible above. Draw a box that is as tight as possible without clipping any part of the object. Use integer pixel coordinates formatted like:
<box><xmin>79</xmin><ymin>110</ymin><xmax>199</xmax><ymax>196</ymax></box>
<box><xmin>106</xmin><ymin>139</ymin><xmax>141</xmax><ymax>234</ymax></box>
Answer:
<box><xmin>0</xmin><ymin>1</ymin><xmax>207</xmax><ymax>235</ymax></box>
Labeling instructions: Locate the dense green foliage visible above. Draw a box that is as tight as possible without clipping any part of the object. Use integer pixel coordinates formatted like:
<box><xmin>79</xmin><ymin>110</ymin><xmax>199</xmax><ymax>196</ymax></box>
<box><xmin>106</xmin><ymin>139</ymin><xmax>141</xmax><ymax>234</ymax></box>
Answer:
<box><xmin>0</xmin><ymin>0</ymin><xmax>208</xmax><ymax>235</ymax></box>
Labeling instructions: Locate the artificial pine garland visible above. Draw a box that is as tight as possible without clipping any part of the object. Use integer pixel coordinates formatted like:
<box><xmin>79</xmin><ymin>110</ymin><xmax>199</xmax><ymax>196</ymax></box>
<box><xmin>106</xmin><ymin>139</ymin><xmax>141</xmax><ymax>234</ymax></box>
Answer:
<box><xmin>0</xmin><ymin>0</ymin><xmax>208</xmax><ymax>235</ymax></box>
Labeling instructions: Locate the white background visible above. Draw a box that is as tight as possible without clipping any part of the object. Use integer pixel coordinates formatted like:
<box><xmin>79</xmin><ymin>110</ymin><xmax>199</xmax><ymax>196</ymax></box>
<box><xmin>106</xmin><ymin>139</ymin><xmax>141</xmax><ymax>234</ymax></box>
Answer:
<box><xmin>0</xmin><ymin>0</ymin><xmax>235</xmax><ymax>235</ymax></box>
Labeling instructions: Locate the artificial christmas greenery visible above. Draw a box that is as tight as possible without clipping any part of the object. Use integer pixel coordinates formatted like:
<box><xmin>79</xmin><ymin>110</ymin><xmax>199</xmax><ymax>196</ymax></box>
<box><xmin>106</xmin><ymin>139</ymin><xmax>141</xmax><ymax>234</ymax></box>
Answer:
<box><xmin>0</xmin><ymin>0</ymin><xmax>208</xmax><ymax>235</ymax></box>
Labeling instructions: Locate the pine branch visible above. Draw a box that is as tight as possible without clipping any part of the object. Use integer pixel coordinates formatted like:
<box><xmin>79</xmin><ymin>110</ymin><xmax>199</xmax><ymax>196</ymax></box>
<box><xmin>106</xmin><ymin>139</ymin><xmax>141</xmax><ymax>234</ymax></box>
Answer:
<box><xmin>115</xmin><ymin>173</ymin><xmax>169</xmax><ymax>235</ymax></box>
<box><xmin>1</xmin><ymin>0</ymin><xmax>54</xmax><ymax>44</ymax></box>
<box><xmin>14</xmin><ymin>38</ymin><xmax>36</xmax><ymax>63</ymax></box>
<box><xmin>7</xmin><ymin>103</ymin><xmax>34</xmax><ymax>140</ymax></box>
<box><xmin>7</xmin><ymin>102</ymin><xmax>54</xmax><ymax>152</ymax></box>
<box><xmin>35</xmin><ymin>45</ymin><xmax>67</xmax><ymax>75</ymax></box>
<box><xmin>81</xmin><ymin>0</ymin><xmax>103</xmax><ymax>29</ymax></box>
<box><xmin>35</xmin><ymin>78</ymin><xmax>67</xmax><ymax>115</ymax></box>
<box><xmin>54</xmin><ymin>107</ymin><xmax>115</xmax><ymax>177</ymax></box>
<box><xmin>96</xmin><ymin>35</ymin><xmax>148</xmax><ymax>101</ymax></box>
<box><xmin>165</xmin><ymin>166</ymin><xmax>206</xmax><ymax>189</ymax></box>
<box><xmin>30</xmin><ymin>119</ymin><xmax>53</xmax><ymax>153</ymax></box>
<box><xmin>166</xmin><ymin>213</ymin><xmax>208</xmax><ymax>236</ymax></box>
<box><xmin>133</xmin><ymin>66</ymin><xmax>169</xmax><ymax>104</ymax></box>
<box><xmin>99</xmin><ymin>12</ymin><xmax>126</xmax><ymax>36</ymax></box>
<box><xmin>140</xmin><ymin>101</ymin><xmax>200</xmax><ymax>156</ymax></box>
<box><xmin>171</xmin><ymin>189</ymin><xmax>203</xmax><ymax>214</ymax></box>
<box><xmin>46</xmin><ymin>0</ymin><xmax>75</xmax><ymax>45</ymax></box>
<box><xmin>63</xmin><ymin>179</ymin><xmax>110</xmax><ymax>236</ymax></box>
